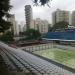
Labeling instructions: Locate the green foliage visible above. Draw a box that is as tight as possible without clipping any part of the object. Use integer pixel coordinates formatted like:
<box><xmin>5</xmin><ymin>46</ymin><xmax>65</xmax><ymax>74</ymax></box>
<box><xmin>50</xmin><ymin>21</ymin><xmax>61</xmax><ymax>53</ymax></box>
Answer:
<box><xmin>0</xmin><ymin>0</ymin><xmax>12</xmax><ymax>33</ymax></box>
<box><xmin>34</xmin><ymin>0</ymin><xmax>51</xmax><ymax>5</ymax></box>
<box><xmin>0</xmin><ymin>31</ymin><xmax>14</xmax><ymax>42</ymax></box>
<box><xmin>48</xmin><ymin>24</ymin><xmax>52</xmax><ymax>32</ymax></box>
<box><xmin>24</xmin><ymin>29</ymin><xmax>41</xmax><ymax>40</ymax></box>
<box><xmin>52</xmin><ymin>21</ymin><xmax>69</xmax><ymax>31</ymax></box>
<box><xmin>0</xmin><ymin>20</ymin><xmax>12</xmax><ymax>33</ymax></box>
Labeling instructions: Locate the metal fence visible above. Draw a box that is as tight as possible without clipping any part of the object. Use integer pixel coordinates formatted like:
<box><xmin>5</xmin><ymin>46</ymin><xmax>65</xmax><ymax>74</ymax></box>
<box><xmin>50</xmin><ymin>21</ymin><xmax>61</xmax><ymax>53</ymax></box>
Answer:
<box><xmin>20</xmin><ymin>43</ymin><xmax>54</xmax><ymax>52</ymax></box>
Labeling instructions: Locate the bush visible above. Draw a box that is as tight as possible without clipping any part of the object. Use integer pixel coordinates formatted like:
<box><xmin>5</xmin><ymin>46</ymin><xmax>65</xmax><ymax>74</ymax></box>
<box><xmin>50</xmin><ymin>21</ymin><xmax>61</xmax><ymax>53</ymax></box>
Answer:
<box><xmin>0</xmin><ymin>31</ymin><xmax>14</xmax><ymax>43</ymax></box>
<box><xmin>24</xmin><ymin>29</ymin><xmax>41</xmax><ymax>40</ymax></box>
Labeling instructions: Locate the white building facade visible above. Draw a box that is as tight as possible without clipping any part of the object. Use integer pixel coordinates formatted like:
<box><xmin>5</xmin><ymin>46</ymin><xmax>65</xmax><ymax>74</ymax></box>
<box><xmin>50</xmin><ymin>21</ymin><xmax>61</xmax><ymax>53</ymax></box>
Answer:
<box><xmin>33</xmin><ymin>18</ymin><xmax>49</xmax><ymax>34</ymax></box>
<box><xmin>52</xmin><ymin>9</ymin><xmax>70</xmax><ymax>25</ymax></box>
<box><xmin>71</xmin><ymin>11</ymin><xmax>75</xmax><ymax>27</ymax></box>
<box><xmin>7</xmin><ymin>14</ymin><xmax>19</xmax><ymax>36</ymax></box>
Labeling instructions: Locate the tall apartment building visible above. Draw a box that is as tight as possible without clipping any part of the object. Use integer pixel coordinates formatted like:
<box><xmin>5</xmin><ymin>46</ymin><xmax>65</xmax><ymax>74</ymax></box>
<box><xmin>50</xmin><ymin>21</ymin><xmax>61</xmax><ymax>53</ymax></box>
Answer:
<box><xmin>19</xmin><ymin>25</ymin><xmax>23</xmax><ymax>33</ymax></box>
<box><xmin>52</xmin><ymin>9</ymin><xmax>70</xmax><ymax>25</ymax></box>
<box><xmin>7</xmin><ymin>14</ymin><xmax>19</xmax><ymax>36</ymax></box>
<box><xmin>23</xmin><ymin>24</ymin><xmax>26</xmax><ymax>32</ymax></box>
<box><xmin>34</xmin><ymin>18</ymin><xmax>41</xmax><ymax>30</ymax></box>
<box><xmin>25</xmin><ymin>5</ymin><xmax>33</xmax><ymax>30</ymax></box>
<box><xmin>34</xmin><ymin>18</ymin><xmax>49</xmax><ymax>34</ymax></box>
<box><xmin>71</xmin><ymin>11</ymin><xmax>75</xmax><ymax>26</ymax></box>
<box><xmin>40</xmin><ymin>20</ymin><xmax>49</xmax><ymax>33</ymax></box>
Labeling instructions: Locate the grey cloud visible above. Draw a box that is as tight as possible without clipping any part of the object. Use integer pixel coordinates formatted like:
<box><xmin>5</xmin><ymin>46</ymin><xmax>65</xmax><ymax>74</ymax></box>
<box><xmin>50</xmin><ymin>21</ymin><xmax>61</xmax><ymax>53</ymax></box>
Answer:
<box><xmin>10</xmin><ymin>0</ymin><xmax>75</xmax><ymax>24</ymax></box>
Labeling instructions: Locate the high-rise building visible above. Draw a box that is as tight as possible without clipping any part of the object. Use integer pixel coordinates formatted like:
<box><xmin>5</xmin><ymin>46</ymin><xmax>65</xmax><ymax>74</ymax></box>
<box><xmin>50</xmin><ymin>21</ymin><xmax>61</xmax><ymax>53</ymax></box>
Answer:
<box><xmin>25</xmin><ymin>5</ymin><xmax>33</xmax><ymax>30</ymax></box>
<box><xmin>34</xmin><ymin>18</ymin><xmax>41</xmax><ymax>30</ymax></box>
<box><xmin>34</xmin><ymin>18</ymin><xmax>49</xmax><ymax>34</ymax></box>
<box><xmin>23</xmin><ymin>24</ymin><xmax>26</xmax><ymax>32</ymax></box>
<box><xmin>19</xmin><ymin>25</ymin><xmax>24</xmax><ymax>33</ymax></box>
<box><xmin>71</xmin><ymin>11</ymin><xmax>75</xmax><ymax>26</ymax></box>
<box><xmin>30</xmin><ymin>20</ymin><xmax>35</xmax><ymax>29</ymax></box>
<box><xmin>14</xmin><ymin>21</ymin><xmax>19</xmax><ymax>36</ymax></box>
<box><xmin>52</xmin><ymin>9</ymin><xmax>70</xmax><ymax>25</ymax></box>
<box><xmin>19</xmin><ymin>21</ymin><xmax>26</xmax><ymax>32</ymax></box>
<box><xmin>7</xmin><ymin>14</ymin><xmax>19</xmax><ymax>36</ymax></box>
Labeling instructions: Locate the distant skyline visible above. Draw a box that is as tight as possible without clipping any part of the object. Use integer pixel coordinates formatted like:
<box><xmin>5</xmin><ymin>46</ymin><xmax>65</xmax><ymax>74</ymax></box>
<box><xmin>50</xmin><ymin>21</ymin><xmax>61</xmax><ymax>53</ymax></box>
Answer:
<box><xmin>10</xmin><ymin>0</ymin><xmax>75</xmax><ymax>24</ymax></box>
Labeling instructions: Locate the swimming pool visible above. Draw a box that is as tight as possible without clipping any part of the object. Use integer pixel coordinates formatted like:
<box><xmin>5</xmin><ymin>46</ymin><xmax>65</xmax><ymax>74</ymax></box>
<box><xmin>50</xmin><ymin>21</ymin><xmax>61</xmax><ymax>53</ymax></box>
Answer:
<box><xmin>33</xmin><ymin>48</ymin><xmax>75</xmax><ymax>69</ymax></box>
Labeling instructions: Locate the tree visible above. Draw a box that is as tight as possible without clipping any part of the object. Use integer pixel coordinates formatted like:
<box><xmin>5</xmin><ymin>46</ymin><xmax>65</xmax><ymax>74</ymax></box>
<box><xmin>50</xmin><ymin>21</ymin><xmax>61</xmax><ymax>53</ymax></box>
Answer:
<box><xmin>48</xmin><ymin>24</ymin><xmax>52</xmax><ymax>32</ymax></box>
<box><xmin>52</xmin><ymin>21</ymin><xmax>69</xmax><ymax>31</ymax></box>
<box><xmin>24</xmin><ymin>29</ymin><xmax>41</xmax><ymax>40</ymax></box>
<box><xmin>33</xmin><ymin>0</ymin><xmax>52</xmax><ymax>6</ymax></box>
<box><xmin>0</xmin><ymin>31</ymin><xmax>14</xmax><ymax>42</ymax></box>
<box><xmin>0</xmin><ymin>0</ymin><xmax>12</xmax><ymax>33</ymax></box>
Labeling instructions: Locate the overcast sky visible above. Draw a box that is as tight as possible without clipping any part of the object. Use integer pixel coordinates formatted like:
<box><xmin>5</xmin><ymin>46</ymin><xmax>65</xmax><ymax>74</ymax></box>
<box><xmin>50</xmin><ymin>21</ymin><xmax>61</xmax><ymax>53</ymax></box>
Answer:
<box><xmin>10</xmin><ymin>0</ymin><xmax>75</xmax><ymax>24</ymax></box>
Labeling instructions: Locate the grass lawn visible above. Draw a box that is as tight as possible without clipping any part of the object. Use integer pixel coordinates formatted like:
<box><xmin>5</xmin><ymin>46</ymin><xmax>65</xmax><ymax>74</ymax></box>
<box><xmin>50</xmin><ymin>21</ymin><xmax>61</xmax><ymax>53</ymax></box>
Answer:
<box><xmin>33</xmin><ymin>48</ymin><xmax>75</xmax><ymax>69</ymax></box>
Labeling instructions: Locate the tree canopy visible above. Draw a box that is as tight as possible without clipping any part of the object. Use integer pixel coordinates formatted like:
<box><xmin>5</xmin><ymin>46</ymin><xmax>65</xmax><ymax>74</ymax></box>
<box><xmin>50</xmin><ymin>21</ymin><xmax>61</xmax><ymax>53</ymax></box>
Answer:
<box><xmin>33</xmin><ymin>0</ymin><xmax>52</xmax><ymax>6</ymax></box>
<box><xmin>0</xmin><ymin>0</ymin><xmax>12</xmax><ymax>33</ymax></box>
<box><xmin>52</xmin><ymin>21</ymin><xmax>69</xmax><ymax>31</ymax></box>
<box><xmin>24</xmin><ymin>29</ymin><xmax>41</xmax><ymax>40</ymax></box>
<box><xmin>0</xmin><ymin>31</ymin><xmax>14</xmax><ymax>42</ymax></box>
